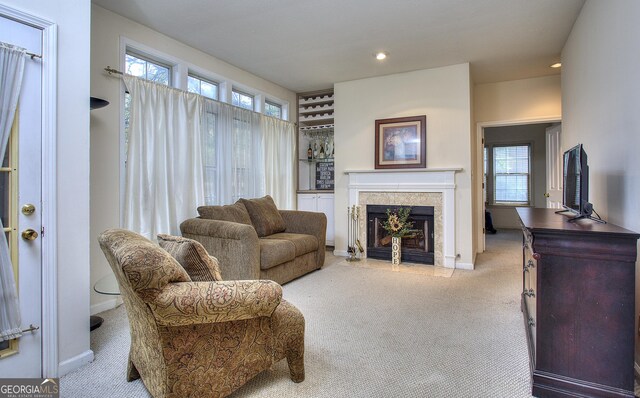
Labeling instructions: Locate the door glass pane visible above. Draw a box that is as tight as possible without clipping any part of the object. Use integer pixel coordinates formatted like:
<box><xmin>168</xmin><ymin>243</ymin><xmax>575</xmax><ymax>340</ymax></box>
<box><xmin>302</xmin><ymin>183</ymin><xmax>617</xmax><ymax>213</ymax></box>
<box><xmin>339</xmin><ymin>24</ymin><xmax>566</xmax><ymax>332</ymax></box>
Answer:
<box><xmin>1</xmin><ymin>130</ymin><xmax>10</xmax><ymax>227</ymax></box>
<box><xmin>0</xmin><ymin>171</ymin><xmax>8</xmax><ymax>227</ymax></box>
<box><xmin>2</xmin><ymin>144</ymin><xmax>7</xmax><ymax>167</ymax></box>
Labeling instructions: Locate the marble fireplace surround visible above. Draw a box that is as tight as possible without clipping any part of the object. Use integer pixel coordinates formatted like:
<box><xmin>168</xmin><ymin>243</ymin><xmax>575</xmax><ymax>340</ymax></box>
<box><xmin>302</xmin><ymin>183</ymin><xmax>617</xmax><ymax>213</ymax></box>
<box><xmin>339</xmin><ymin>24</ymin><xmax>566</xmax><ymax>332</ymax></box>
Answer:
<box><xmin>345</xmin><ymin>168</ymin><xmax>462</xmax><ymax>268</ymax></box>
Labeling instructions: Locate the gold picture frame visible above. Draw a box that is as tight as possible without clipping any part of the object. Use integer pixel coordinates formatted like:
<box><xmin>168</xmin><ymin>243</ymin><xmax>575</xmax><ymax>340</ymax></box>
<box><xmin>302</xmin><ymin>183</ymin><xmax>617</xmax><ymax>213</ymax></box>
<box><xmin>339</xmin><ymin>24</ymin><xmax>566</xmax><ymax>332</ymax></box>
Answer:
<box><xmin>374</xmin><ymin>115</ymin><xmax>426</xmax><ymax>169</ymax></box>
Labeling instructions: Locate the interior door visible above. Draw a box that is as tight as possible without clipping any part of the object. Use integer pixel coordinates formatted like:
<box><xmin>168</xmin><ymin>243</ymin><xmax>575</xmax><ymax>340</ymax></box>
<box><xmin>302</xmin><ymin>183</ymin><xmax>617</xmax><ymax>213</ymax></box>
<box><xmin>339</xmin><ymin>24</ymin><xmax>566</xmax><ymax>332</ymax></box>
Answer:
<box><xmin>545</xmin><ymin>124</ymin><xmax>562</xmax><ymax>209</ymax></box>
<box><xmin>0</xmin><ymin>15</ymin><xmax>43</xmax><ymax>377</ymax></box>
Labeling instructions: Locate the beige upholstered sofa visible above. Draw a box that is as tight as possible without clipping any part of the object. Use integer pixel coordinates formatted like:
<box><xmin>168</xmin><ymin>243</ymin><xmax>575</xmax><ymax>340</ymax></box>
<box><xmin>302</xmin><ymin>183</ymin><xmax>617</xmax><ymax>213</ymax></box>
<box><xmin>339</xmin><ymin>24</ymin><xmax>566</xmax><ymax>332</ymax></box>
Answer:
<box><xmin>99</xmin><ymin>229</ymin><xmax>305</xmax><ymax>398</ymax></box>
<box><xmin>180</xmin><ymin>195</ymin><xmax>327</xmax><ymax>285</ymax></box>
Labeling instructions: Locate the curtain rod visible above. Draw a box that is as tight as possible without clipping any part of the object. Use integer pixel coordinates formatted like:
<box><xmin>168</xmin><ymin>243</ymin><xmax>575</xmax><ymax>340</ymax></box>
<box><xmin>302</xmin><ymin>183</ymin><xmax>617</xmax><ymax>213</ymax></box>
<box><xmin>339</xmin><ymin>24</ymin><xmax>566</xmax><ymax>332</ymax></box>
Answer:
<box><xmin>105</xmin><ymin>66</ymin><xmax>123</xmax><ymax>75</ymax></box>
<box><xmin>103</xmin><ymin>65</ymin><xmax>295</xmax><ymax>125</ymax></box>
<box><xmin>26</xmin><ymin>51</ymin><xmax>41</xmax><ymax>59</ymax></box>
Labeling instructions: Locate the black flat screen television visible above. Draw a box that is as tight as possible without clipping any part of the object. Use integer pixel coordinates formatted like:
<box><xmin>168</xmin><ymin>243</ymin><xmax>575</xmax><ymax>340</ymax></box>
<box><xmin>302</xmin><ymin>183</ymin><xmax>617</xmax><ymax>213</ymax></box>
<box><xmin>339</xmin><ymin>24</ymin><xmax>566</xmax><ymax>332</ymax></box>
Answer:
<box><xmin>562</xmin><ymin>144</ymin><xmax>590</xmax><ymax>216</ymax></box>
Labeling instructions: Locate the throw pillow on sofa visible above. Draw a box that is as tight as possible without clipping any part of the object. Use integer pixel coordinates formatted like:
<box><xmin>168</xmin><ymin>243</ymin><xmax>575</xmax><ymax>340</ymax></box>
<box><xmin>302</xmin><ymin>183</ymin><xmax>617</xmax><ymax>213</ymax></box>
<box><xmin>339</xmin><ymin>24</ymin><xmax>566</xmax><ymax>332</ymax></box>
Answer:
<box><xmin>197</xmin><ymin>202</ymin><xmax>252</xmax><ymax>225</ymax></box>
<box><xmin>157</xmin><ymin>234</ymin><xmax>222</xmax><ymax>281</ymax></box>
<box><xmin>239</xmin><ymin>195</ymin><xmax>286</xmax><ymax>237</ymax></box>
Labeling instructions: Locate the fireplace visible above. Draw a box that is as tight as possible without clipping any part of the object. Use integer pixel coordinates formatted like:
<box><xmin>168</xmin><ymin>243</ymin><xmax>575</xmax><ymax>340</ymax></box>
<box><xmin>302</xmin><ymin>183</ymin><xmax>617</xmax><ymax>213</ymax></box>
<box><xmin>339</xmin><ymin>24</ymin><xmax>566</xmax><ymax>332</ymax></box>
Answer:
<box><xmin>346</xmin><ymin>169</ymin><xmax>461</xmax><ymax>268</ymax></box>
<box><xmin>366</xmin><ymin>205</ymin><xmax>435</xmax><ymax>265</ymax></box>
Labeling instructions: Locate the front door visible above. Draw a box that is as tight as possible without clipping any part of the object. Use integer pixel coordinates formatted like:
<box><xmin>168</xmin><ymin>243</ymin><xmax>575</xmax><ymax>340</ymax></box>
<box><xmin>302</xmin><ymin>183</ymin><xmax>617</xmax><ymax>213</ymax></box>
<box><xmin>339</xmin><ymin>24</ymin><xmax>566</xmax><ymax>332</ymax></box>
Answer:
<box><xmin>0</xmin><ymin>15</ymin><xmax>43</xmax><ymax>377</ymax></box>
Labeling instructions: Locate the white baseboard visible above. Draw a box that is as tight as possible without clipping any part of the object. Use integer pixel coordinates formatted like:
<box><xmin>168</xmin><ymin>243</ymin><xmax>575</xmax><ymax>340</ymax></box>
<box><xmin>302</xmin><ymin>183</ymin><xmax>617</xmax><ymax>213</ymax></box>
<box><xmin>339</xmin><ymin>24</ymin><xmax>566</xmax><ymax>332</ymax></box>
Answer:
<box><xmin>58</xmin><ymin>349</ymin><xmax>94</xmax><ymax>377</ymax></box>
<box><xmin>90</xmin><ymin>297</ymin><xmax>120</xmax><ymax>315</ymax></box>
<box><xmin>455</xmin><ymin>262</ymin><xmax>474</xmax><ymax>270</ymax></box>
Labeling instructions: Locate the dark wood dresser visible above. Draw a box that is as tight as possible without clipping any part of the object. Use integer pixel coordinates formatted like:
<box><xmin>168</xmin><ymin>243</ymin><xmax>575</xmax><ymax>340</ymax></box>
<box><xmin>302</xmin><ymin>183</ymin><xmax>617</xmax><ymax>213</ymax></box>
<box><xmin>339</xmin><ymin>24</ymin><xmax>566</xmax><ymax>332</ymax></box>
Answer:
<box><xmin>517</xmin><ymin>208</ymin><xmax>639</xmax><ymax>398</ymax></box>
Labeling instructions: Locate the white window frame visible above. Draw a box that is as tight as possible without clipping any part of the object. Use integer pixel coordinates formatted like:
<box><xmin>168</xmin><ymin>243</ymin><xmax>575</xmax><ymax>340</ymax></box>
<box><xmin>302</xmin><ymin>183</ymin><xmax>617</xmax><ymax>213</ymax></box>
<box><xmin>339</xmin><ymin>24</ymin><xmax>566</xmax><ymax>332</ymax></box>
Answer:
<box><xmin>491</xmin><ymin>143</ymin><xmax>532</xmax><ymax>206</ymax></box>
<box><xmin>187</xmin><ymin>72</ymin><xmax>219</xmax><ymax>100</ymax></box>
<box><xmin>264</xmin><ymin>99</ymin><xmax>283</xmax><ymax>119</ymax></box>
<box><xmin>231</xmin><ymin>87</ymin><xmax>256</xmax><ymax>111</ymax></box>
<box><xmin>125</xmin><ymin>50</ymin><xmax>173</xmax><ymax>86</ymax></box>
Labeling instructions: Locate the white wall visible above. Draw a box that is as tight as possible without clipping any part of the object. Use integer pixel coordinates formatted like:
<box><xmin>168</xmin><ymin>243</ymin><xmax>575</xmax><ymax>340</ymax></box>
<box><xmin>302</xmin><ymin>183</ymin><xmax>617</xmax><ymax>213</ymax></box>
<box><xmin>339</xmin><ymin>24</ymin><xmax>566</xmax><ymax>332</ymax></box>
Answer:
<box><xmin>334</xmin><ymin>63</ymin><xmax>474</xmax><ymax>266</ymax></box>
<box><xmin>473</xmin><ymin>75</ymin><xmax>562</xmax><ymax>251</ymax></box>
<box><xmin>561</xmin><ymin>0</ymin><xmax>640</xmax><ymax>364</ymax></box>
<box><xmin>475</xmin><ymin>75</ymin><xmax>562</xmax><ymax>123</ymax></box>
<box><xmin>485</xmin><ymin>124</ymin><xmax>550</xmax><ymax>229</ymax></box>
<box><xmin>90</xmin><ymin>6</ymin><xmax>298</xmax><ymax>313</ymax></box>
<box><xmin>2</xmin><ymin>0</ymin><xmax>92</xmax><ymax>376</ymax></box>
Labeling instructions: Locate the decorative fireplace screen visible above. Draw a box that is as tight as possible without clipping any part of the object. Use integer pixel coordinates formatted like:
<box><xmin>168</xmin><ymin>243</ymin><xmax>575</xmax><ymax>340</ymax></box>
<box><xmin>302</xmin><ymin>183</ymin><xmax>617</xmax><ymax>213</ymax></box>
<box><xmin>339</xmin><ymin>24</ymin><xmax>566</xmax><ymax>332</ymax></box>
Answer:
<box><xmin>366</xmin><ymin>205</ymin><xmax>435</xmax><ymax>264</ymax></box>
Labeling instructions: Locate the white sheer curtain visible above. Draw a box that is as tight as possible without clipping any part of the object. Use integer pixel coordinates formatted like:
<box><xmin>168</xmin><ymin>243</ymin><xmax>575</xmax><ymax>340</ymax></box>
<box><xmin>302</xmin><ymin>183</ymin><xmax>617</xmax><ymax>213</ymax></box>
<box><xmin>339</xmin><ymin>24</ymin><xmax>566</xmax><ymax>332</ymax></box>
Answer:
<box><xmin>0</xmin><ymin>43</ymin><xmax>26</xmax><ymax>342</ymax></box>
<box><xmin>202</xmin><ymin>99</ymin><xmax>265</xmax><ymax>205</ymax></box>
<box><xmin>262</xmin><ymin>116</ymin><xmax>295</xmax><ymax>209</ymax></box>
<box><xmin>123</xmin><ymin>75</ymin><xmax>205</xmax><ymax>239</ymax></box>
<box><xmin>122</xmin><ymin>75</ymin><xmax>296</xmax><ymax>233</ymax></box>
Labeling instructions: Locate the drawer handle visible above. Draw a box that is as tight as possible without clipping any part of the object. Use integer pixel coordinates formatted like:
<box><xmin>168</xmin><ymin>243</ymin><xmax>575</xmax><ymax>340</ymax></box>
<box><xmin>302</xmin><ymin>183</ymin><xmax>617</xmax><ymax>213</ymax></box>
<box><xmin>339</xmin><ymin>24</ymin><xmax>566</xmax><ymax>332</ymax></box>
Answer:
<box><xmin>528</xmin><ymin>317</ymin><xmax>536</xmax><ymax>327</ymax></box>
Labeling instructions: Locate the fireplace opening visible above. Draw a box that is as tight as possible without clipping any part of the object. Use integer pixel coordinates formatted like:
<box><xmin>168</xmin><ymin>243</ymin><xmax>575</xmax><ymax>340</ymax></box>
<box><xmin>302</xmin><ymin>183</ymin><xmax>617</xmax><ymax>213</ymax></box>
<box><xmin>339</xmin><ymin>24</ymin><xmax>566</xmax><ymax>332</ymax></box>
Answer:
<box><xmin>366</xmin><ymin>205</ymin><xmax>435</xmax><ymax>265</ymax></box>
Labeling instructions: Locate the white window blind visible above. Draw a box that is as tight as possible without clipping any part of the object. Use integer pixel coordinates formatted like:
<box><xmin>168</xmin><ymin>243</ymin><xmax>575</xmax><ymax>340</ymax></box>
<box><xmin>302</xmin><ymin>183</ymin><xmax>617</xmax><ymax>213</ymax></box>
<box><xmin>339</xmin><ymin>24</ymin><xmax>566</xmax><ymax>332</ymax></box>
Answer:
<box><xmin>493</xmin><ymin>145</ymin><xmax>530</xmax><ymax>204</ymax></box>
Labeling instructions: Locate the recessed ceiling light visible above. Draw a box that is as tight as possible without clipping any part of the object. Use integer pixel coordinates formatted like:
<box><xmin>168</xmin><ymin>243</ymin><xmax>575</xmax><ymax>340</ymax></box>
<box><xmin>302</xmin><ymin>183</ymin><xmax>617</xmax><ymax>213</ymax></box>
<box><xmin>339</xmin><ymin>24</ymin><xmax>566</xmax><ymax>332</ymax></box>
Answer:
<box><xmin>550</xmin><ymin>62</ymin><xmax>562</xmax><ymax>68</ymax></box>
<box><xmin>375</xmin><ymin>52</ymin><xmax>387</xmax><ymax>61</ymax></box>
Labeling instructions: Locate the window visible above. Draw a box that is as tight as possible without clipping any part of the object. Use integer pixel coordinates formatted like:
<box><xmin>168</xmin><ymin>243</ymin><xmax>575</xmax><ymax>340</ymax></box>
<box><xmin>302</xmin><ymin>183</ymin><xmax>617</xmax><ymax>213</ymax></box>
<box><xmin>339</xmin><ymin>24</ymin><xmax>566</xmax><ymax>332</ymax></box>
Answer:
<box><xmin>120</xmin><ymin>43</ymin><xmax>289</xmax><ymax>213</ymax></box>
<box><xmin>202</xmin><ymin>111</ymin><xmax>217</xmax><ymax>204</ymax></box>
<box><xmin>124</xmin><ymin>52</ymin><xmax>172</xmax><ymax>149</ymax></box>
<box><xmin>232</xmin><ymin>89</ymin><xmax>254</xmax><ymax>110</ymax></box>
<box><xmin>125</xmin><ymin>53</ymin><xmax>170</xmax><ymax>85</ymax></box>
<box><xmin>483</xmin><ymin>146</ymin><xmax>488</xmax><ymax>200</ymax></box>
<box><xmin>493</xmin><ymin>145</ymin><xmax>530</xmax><ymax>205</ymax></box>
<box><xmin>264</xmin><ymin>100</ymin><xmax>282</xmax><ymax>119</ymax></box>
<box><xmin>188</xmin><ymin>74</ymin><xmax>218</xmax><ymax>100</ymax></box>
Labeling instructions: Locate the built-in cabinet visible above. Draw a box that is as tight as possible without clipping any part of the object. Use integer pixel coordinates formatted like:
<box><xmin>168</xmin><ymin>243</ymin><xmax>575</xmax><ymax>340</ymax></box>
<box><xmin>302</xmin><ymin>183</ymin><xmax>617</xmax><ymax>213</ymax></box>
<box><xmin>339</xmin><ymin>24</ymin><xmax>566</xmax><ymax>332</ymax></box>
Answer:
<box><xmin>297</xmin><ymin>90</ymin><xmax>334</xmax><ymax>191</ymax></box>
<box><xmin>297</xmin><ymin>193</ymin><xmax>334</xmax><ymax>246</ymax></box>
<box><xmin>517</xmin><ymin>208</ymin><xmax>639</xmax><ymax>398</ymax></box>
<box><xmin>297</xmin><ymin>90</ymin><xmax>334</xmax><ymax>246</ymax></box>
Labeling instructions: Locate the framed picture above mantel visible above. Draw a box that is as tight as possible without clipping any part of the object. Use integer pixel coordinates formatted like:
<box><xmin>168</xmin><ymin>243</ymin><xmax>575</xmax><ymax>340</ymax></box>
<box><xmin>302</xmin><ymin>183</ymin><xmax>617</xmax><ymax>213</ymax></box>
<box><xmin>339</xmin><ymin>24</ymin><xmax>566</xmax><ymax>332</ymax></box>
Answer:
<box><xmin>374</xmin><ymin>115</ymin><xmax>426</xmax><ymax>169</ymax></box>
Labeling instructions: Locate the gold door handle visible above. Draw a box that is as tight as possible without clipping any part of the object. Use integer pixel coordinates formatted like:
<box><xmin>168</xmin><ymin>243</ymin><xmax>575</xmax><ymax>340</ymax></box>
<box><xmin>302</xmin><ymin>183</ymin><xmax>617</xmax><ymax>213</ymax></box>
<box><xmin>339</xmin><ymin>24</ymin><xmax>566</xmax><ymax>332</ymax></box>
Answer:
<box><xmin>21</xmin><ymin>229</ymin><xmax>38</xmax><ymax>241</ymax></box>
<box><xmin>22</xmin><ymin>204</ymin><xmax>36</xmax><ymax>215</ymax></box>
<box><xmin>544</xmin><ymin>193</ymin><xmax>550</xmax><ymax>198</ymax></box>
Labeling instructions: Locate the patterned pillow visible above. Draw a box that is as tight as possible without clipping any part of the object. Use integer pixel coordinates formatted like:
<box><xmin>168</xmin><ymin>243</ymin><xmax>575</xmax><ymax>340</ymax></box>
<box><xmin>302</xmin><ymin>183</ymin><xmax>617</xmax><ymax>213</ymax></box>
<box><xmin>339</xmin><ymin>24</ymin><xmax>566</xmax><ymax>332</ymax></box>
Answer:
<box><xmin>196</xmin><ymin>202</ymin><xmax>252</xmax><ymax>225</ymax></box>
<box><xmin>238</xmin><ymin>195</ymin><xmax>286</xmax><ymax>237</ymax></box>
<box><xmin>157</xmin><ymin>234</ymin><xmax>223</xmax><ymax>281</ymax></box>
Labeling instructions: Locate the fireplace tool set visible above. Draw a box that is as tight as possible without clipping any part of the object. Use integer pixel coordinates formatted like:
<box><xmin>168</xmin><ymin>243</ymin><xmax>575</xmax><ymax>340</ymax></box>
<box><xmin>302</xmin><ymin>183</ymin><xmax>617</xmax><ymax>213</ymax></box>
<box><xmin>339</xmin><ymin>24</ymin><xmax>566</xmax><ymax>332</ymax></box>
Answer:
<box><xmin>346</xmin><ymin>205</ymin><xmax>364</xmax><ymax>261</ymax></box>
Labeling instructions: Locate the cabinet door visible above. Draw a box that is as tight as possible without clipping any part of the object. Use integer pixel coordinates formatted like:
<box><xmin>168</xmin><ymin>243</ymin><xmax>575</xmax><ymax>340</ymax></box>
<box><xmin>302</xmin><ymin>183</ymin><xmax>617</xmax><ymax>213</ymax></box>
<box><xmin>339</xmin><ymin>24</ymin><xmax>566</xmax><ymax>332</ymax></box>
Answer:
<box><xmin>297</xmin><ymin>193</ymin><xmax>316</xmax><ymax>212</ymax></box>
<box><xmin>317</xmin><ymin>194</ymin><xmax>334</xmax><ymax>245</ymax></box>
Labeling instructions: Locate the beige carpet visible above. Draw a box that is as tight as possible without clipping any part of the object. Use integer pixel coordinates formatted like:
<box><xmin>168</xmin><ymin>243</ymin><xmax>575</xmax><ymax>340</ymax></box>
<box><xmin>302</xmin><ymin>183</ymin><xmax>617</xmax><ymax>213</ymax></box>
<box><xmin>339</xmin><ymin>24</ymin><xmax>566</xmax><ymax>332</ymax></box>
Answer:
<box><xmin>61</xmin><ymin>230</ymin><xmax>534</xmax><ymax>397</ymax></box>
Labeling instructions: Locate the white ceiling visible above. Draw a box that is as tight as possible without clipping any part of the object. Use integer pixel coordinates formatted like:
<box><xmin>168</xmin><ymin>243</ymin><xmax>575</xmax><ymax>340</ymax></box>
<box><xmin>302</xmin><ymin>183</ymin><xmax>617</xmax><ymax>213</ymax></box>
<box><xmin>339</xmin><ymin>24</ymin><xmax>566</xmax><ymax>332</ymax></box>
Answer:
<box><xmin>92</xmin><ymin>0</ymin><xmax>585</xmax><ymax>93</ymax></box>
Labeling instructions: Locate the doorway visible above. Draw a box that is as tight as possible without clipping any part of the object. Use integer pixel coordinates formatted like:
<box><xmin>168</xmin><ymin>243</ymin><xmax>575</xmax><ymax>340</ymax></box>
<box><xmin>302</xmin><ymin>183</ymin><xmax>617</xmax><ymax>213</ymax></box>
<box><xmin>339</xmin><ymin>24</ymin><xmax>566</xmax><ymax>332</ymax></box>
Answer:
<box><xmin>475</xmin><ymin>119</ymin><xmax>561</xmax><ymax>253</ymax></box>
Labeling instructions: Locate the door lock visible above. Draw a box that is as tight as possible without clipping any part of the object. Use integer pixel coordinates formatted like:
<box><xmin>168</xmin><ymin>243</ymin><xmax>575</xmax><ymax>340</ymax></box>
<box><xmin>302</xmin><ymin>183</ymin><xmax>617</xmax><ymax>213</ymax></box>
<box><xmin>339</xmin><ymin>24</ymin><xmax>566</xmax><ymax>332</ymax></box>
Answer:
<box><xmin>21</xmin><ymin>204</ymin><xmax>36</xmax><ymax>215</ymax></box>
<box><xmin>21</xmin><ymin>229</ymin><xmax>38</xmax><ymax>241</ymax></box>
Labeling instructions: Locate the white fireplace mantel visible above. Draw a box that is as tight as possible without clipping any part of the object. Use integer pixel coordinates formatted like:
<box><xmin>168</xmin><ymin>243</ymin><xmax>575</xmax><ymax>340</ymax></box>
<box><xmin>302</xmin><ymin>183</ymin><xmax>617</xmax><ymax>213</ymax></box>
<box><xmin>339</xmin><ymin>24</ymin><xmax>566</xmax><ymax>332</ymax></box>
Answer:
<box><xmin>345</xmin><ymin>168</ymin><xmax>463</xmax><ymax>268</ymax></box>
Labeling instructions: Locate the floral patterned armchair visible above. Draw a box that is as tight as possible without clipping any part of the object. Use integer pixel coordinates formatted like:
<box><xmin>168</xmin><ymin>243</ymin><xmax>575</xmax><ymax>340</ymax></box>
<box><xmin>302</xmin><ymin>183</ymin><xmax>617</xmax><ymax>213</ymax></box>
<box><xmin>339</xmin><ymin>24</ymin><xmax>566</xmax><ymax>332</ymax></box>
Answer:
<box><xmin>98</xmin><ymin>229</ymin><xmax>305</xmax><ymax>398</ymax></box>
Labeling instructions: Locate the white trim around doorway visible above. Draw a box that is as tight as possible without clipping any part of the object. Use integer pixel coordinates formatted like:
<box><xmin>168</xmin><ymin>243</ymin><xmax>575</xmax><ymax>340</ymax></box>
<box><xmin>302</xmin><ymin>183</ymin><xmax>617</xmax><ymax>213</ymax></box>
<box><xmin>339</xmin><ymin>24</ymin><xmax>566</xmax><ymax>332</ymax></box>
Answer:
<box><xmin>475</xmin><ymin>116</ymin><xmax>561</xmax><ymax>256</ymax></box>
